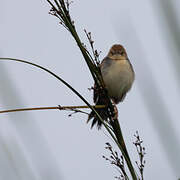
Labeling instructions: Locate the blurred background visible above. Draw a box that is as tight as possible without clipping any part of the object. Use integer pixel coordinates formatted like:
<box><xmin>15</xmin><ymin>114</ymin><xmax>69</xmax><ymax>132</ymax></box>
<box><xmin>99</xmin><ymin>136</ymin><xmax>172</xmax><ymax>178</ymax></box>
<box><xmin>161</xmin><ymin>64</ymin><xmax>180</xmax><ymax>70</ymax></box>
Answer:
<box><xmin>1</xmin><ymin>0</ymin><xmax>180</xmax><ymax>179</ymax></box>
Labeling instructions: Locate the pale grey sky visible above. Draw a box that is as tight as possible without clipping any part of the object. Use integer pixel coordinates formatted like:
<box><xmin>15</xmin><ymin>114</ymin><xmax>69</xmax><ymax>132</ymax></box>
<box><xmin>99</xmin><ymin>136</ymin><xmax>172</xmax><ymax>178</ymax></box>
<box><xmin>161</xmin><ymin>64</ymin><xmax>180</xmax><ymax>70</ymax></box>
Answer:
<box><xmin>1</xmin><ymin>0</ymin><xmax>180</xmax><ymax>180</ymax></box>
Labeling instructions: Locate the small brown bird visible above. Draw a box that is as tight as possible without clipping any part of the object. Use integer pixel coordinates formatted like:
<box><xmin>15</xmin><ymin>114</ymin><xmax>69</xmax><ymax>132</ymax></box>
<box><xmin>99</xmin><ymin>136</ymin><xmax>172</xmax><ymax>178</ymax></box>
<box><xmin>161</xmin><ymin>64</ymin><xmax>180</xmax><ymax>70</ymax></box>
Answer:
<box><xmin>101</xmin><ymin>44</ymin><xmax>135</xmax><ymax>103</ymax></box>
<box><xmin>88</xmin><ymin>44</ymin><xmax>135</xmax><ymax>128</ymax></box>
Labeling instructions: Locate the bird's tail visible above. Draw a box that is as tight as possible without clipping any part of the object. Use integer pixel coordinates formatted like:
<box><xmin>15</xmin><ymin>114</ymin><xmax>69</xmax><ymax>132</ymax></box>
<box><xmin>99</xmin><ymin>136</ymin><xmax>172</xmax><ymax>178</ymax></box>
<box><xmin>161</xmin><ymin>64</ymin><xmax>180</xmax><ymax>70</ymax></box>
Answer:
<box><xmin>87</xmin><ymin>105</ymin><xmax>109</xmax><ymax>129</ymax></box>
<box><xmin>87</xmin><ymin>84</ymin><xmax>110</xmax><ymax>129</ymax></box>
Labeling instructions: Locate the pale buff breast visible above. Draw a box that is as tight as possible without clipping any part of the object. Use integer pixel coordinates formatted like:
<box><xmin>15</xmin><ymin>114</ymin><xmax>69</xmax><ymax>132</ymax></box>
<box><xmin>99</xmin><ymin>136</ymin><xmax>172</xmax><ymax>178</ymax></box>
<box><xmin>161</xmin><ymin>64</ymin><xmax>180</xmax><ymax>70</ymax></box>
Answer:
<box><xmin>101</xmin><ymin>58</ymin><xmax>134</xmax><ymax>103</ymax></box>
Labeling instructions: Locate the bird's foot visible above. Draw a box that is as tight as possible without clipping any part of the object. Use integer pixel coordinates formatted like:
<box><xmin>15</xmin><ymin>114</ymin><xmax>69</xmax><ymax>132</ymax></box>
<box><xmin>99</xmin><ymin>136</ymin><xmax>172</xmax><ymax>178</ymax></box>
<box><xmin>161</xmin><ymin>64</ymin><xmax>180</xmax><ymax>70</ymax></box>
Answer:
<box><xmin>111</xmin><ymin>100</ymin><xmax>118</xmax><ymax>120</ymax></box>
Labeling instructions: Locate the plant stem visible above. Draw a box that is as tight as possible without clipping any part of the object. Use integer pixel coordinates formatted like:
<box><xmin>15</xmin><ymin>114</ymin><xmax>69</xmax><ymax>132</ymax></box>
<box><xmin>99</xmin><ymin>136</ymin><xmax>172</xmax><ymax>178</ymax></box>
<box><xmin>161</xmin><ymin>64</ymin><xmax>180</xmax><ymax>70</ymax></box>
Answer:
<box><xmin>0</xmin><ymin>105</ymin><xmax>106</xmax><ymax>114</ymax></box>
<box><xmin>0</xmin><ymin>57</ymin><xmax>117</xmax><ymax>149</ymax></box>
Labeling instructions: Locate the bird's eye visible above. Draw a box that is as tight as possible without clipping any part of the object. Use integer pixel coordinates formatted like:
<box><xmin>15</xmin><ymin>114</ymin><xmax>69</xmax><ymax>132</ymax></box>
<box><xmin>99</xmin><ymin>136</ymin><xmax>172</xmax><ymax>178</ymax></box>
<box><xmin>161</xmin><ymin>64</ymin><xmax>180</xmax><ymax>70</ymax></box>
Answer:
<box><xmin>121</xmin><ymin>52</ymin><xmax>125</xmax><ymax>56</ymax></box>
<box><xmin>110</xmin><ymin>51</ymin><xmax>115</xmax><ymax>55</ymax></box>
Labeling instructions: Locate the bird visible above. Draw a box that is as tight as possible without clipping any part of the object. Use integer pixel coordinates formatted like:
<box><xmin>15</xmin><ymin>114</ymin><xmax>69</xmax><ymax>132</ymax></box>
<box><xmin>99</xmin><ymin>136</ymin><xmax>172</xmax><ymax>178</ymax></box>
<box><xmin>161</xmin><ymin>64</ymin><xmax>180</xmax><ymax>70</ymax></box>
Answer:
<box><xmin>87</xmin><ymin>44</ymin><xmax>135</xmax><ymax>129</ymax></box>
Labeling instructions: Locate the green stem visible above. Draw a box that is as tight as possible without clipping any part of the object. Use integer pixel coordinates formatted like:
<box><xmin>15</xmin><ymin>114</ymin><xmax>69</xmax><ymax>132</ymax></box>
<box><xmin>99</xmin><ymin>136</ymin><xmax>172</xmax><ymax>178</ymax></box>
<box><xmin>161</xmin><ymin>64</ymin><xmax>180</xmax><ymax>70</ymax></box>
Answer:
<box><xmin>47</xmin><ymin>0</ymin><xmax>100</xmax><ymax>85</ymax></box>
<box><xmin>1</xmin><ymin>57</ymin><xmax>137</xmax><ymax>179</ymax></box>
<box><xmin>46</xmin><ymin>1</ymin><xmax>138</xmax><ymax>178</ymax></box>
<box><xmin>111</xmin><ymin>119</ymin><xmax>138</xmax><ymax>179</ymax></box>
<box><xmin>0</xmin><ymin>57</ymin><xmax>117</xmax><ymax>146</ymax></box>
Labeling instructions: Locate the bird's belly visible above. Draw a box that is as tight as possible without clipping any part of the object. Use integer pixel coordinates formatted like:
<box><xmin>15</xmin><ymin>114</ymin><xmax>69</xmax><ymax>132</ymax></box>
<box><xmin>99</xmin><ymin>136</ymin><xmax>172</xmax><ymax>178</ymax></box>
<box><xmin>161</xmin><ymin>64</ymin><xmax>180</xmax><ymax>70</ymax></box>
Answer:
<box><xmin>101</xmin><ymin>60</ymin><xmax>134</xmax><ymax>101</ymax></box>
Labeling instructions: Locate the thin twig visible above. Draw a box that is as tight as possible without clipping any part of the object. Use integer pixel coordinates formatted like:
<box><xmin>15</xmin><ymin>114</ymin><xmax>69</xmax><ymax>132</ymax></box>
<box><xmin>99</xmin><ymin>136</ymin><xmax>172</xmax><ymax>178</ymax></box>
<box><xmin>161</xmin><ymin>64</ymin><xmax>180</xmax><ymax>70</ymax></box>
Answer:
<box><xmin>84</xmin><ymin>29</ymin><xmax>101</xmax><ymax>65</ymax></box>
<box><xmin>0</xmin><ymin>105</ymin><xmax>106</xmax><ymax>114</ymax></box>
<box><xmin>103</xmin><ymin>142</ymin><xmax>129</xmax><ymax>180</ymax></box>
<box><xmin>133</xmin><ymin>131</ymin><xmax>146</xmax><ymax>180</ymax></box>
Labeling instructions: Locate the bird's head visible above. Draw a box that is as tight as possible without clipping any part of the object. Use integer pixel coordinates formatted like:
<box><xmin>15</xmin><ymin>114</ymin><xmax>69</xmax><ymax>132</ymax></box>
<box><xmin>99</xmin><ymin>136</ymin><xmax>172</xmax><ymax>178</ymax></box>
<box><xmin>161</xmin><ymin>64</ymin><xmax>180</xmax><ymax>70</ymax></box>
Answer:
<box><xmin>107</xmin><ymin>44</ymin><xmax>127</xmax><ymax>60</ymax></box>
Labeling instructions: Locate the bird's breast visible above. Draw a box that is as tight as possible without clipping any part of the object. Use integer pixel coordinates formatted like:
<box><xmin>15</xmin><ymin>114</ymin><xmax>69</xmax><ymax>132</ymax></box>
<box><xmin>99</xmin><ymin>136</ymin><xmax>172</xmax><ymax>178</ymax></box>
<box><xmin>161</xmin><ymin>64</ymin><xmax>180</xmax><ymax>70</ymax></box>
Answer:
<box><xmin>101</xmin><ymin>59</ymin><xmax>134</xmax><ymax>102</ymax></box>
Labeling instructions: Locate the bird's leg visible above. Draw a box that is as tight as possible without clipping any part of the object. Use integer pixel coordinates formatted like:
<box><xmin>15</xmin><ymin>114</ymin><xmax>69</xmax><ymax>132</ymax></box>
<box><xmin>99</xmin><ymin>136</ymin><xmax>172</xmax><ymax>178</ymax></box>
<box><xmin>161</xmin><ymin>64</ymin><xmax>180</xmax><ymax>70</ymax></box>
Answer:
<box><xmin>111</xmin><ymin>100</ymin><xmax>118</xmax><ymax>120</ymax></box>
